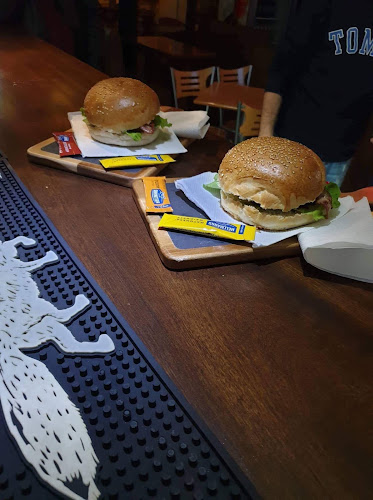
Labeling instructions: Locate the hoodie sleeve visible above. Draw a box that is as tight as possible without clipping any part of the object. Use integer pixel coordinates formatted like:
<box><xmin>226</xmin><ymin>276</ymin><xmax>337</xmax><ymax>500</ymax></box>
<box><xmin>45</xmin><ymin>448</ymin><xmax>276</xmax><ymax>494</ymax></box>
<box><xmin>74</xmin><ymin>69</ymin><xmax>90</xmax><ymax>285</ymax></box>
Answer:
<box><xmin>266</xmin><ymin>0</ymin><xmax>330</xmax><ymax>96</ymax></box>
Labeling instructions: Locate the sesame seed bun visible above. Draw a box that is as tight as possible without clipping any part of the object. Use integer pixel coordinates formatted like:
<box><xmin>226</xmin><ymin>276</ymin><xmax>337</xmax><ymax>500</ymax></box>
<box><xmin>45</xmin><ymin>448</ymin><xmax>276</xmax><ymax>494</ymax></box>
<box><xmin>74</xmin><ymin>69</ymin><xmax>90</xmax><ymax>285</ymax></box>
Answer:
<box><xmin>83</xmin><ymin>78</ymin><xmax>160</xmax><ymax>146</ymax></box>
<box><xmin>218</xmin><ymin>137</ymin><xmax>326</xmax><ymax>231</ymax></box>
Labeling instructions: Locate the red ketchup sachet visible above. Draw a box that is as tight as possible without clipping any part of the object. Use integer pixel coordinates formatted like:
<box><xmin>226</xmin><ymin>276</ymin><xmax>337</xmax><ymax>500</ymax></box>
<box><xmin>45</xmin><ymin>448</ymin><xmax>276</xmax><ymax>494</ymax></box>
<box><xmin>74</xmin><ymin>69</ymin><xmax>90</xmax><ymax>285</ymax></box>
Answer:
<box><xmin>52</xmin><ymin>132</ymin><xmax>81</xmax><ymax>157</ymax></box>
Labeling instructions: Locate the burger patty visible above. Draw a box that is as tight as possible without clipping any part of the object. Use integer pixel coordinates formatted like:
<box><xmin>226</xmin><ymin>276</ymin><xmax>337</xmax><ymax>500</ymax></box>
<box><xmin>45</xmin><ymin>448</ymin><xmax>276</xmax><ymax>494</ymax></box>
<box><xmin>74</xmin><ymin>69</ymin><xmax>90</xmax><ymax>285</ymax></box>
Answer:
<box><xmin>228</xmin><ymin>188</ymin><xmax>332</xmax><ymax>218</ymax></box>
<box><xmin>139</xmin><ymin>122</ymin><xmax>155</xmax><ymax>134</ymax></box>
<box><xmin>314</xmin><ymin>189</ymin><xmax>332</xmax><ymax>218</ymax></box>
<box><xmin>88</xmin><ymin>121</ymin><xmax>156</xmax><ymax>135</ymax></box>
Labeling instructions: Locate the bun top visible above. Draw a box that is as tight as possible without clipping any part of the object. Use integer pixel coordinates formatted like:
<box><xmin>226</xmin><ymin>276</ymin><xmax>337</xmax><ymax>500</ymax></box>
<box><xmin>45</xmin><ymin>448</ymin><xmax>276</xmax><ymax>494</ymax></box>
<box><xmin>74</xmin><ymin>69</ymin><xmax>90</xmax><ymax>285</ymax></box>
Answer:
<box><xmin>84</xmin><ymin>78</ymin><xmax>160</xmax><ymax>133</ymax></box>
<box><xmin>218</xmin><ymin>137</ymin><xmax>326</xmax><ymax>211</ymax></box>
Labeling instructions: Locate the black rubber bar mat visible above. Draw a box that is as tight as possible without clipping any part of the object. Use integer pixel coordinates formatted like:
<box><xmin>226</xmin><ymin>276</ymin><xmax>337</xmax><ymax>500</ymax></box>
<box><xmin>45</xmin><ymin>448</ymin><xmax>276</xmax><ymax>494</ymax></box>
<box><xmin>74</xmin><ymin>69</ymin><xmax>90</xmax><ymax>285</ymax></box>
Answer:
<box><xmin>0</xmin><ymin>152</ymin><xmax>258</xmax><ymax>500</ymax></box>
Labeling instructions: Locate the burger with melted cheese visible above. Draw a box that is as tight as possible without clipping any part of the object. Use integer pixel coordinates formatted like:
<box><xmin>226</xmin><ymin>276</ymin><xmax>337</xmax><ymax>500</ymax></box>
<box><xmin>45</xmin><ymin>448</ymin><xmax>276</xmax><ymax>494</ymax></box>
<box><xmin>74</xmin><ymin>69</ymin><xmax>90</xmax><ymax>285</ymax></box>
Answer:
<box><xmin>81</xmin><ymin>77</ymin><xmax>170</xmax><ymax>146</ymax></box>
<box><xmin>218</xmin><ymin>137</ymin><xmax>340</xmax><ymax>231</ymax></box>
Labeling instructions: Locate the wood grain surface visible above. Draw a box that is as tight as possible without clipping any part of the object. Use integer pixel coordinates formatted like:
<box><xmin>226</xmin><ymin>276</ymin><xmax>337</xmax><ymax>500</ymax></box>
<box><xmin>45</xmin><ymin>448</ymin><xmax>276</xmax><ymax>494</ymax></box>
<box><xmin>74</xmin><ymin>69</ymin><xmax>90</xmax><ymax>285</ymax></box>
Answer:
<box><xmin>194</xmin><ymin>82</ymin><xmax>265</xmax><ymax>110</ymax></box>
<box><xmin>0</xmin><ymin>31</ymin><xmax>372</xmax><ymax>500</ymax></box>
<box><xmin>137</xmin><ymin>35</ymin><xmax>215</xmax><ymax>60</ymax></box>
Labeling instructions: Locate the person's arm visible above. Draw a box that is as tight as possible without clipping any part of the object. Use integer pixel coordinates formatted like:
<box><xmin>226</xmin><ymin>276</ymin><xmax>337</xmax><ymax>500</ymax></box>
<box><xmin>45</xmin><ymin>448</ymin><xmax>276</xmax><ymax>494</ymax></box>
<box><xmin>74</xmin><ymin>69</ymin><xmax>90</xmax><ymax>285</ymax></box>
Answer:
<box><xmin>259</xmin><ymin>92</ymin><xmax>282</xmax><ymax>137</ymax></box>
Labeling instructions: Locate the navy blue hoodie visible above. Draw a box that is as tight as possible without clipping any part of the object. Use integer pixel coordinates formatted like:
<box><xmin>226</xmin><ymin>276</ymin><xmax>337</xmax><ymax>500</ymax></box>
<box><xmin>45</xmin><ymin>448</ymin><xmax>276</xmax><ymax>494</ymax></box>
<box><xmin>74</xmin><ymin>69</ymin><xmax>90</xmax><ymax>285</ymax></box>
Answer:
<box><xmin>266</xmin><ymin>0</ymin><xmax>373</xmax><ymax>161</ymax></box>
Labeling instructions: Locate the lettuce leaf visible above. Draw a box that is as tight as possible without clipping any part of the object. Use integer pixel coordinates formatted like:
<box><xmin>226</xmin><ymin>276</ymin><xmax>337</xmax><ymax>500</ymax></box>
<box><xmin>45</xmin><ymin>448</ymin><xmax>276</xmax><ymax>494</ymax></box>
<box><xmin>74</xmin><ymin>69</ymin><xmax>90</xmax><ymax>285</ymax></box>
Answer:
<box><xmin>297</xmin><ymin>205</ymin><xmax>325</xmax><ymax>221</ymax></box>
<box><xmin>154</xmin><ymin>115</ymin><xmax>172</xmax><ymax>128</ymax></box>
<box><xmin>296</xmin><ymin>183</ymin><xmax>341</xmax><ymax>221</ymax></box>
<box><xmin>310</xmin><ymin>209</ymin><xmax>327</xmax><ymax>221</ymax></box>
<box><xmin>203</xmin><ymin>174</ymin><xmax>220</xmax><ymax>198</ymax></box>
<box><xmin>119</xmin><ymin>114</ymin><xmax>171</xmax><ymax>142</ymax></box>
<box><xmin>123</xmin><ymin>131</ymin><xmax>143</xmax><ymax>141</ymax></box>
<box><xmin>297</xmin><ymin>183</ymin><xmax>341</xmax><ymax>221</ymax></box>
<box><xmin>80</xmin><ymin>107</ymin><xmax>90</xmax><ymax>124</ymax></box>
<box><xmin>324</xmin><ymin>182</ymin><xmax>341</xmax><ymax>208</ymax></box>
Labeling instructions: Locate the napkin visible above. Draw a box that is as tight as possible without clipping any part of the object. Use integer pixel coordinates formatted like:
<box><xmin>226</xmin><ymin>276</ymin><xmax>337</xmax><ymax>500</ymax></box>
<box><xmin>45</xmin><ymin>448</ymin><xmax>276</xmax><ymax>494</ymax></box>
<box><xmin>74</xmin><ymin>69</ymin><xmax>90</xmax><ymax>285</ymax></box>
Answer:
<box><xmin>175</xmin><ymin>172</ymin><xmax>355</xmax><ymax>247</ymax></box>
<box><xmin>299</xmin><ymin>197</ymin><xmax>373</xmax><ymax>282</ymax></box>
<box><xmin>68</xmin><ymin>112</ymin><xmax>187</xmax><ymax>158</ymax></box>
<box><xmin>159</xmin><ymin>110</ymin><xmax>210</xmax><ymax>139</ymax></box>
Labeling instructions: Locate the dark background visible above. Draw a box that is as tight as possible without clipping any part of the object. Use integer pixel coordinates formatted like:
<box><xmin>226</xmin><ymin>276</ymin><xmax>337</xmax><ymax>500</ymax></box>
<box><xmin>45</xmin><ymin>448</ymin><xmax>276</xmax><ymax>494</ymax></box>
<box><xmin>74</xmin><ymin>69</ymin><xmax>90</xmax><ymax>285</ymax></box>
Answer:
<box><xmin>0</xmin><ymin>0</ymin><xmax>371</xmax><ymax>190</ymax></box>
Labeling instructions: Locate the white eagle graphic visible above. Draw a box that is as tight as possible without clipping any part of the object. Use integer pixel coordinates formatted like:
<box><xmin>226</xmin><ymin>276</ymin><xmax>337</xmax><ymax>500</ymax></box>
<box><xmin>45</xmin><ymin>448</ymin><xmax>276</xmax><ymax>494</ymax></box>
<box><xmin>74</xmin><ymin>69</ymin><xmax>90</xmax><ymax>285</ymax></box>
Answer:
<box><xmin>0</xmin><ymin>236</ymin><xmax>115</xmax><ymax>500</ymax></box>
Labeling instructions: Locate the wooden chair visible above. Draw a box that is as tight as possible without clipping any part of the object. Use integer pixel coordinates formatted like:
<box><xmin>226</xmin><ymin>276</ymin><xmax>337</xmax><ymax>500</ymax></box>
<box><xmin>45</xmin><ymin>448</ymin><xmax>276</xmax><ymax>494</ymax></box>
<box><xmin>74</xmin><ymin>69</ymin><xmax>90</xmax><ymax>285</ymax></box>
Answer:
<box><xmin>170</xmin><ymin>66</ymin><xmax>216</xmax><ymax>111</ymax></box>
<box><xmin>217</xmin><ymin>65</ymin><xmax>253</xmax><ymax>86</ymax></box>
<box><xmin>217</xmin><ymin>65</ymin><xmax>253</xmax><ymax>128</ymax></box>
<box><xmin>234</xmin><ymin>102</ymin><xmax>261</xmax><ymax>144</ymax></box>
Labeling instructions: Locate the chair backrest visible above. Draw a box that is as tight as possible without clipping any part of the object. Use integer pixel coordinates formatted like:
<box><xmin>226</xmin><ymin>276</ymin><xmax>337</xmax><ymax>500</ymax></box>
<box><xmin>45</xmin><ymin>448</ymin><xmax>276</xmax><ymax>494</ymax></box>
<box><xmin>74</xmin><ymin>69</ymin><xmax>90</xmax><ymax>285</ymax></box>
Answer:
<box><xmin>218</xmin><ymin>66</ymin><xmax>253</xmax><ymax>86</ymax></box>
<box><xmin>239</xmin><ymin>103</ymin><xmax>261</xmax><ymax>138</ymax></box>
<box><xmin>170</xmin><ymin>67</ymin><xmax>216</xmax><ymax>108</ymax></box>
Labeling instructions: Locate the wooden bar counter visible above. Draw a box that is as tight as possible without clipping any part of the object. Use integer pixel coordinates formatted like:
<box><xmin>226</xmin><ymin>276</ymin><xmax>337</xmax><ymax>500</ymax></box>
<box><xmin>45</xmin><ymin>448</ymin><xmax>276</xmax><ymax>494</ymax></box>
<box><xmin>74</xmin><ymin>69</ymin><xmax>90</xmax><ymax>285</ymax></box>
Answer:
<box><xmin>0</xmin><ymin>31</ymin><xmax>372</xmax><ymax>499</ymax></box>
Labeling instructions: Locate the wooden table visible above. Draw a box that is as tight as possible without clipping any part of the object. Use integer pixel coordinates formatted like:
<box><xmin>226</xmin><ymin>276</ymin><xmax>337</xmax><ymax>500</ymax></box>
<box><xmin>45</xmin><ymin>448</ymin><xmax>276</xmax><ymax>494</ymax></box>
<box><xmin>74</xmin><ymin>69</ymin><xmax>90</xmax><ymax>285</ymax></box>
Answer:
<box><xmin>1</xmin><ymin>31</ymin><xmax>373</xmax><ymax>500</ymax></box>
<box><xmin>137</xmin><ymin>36</ymin><xmax>215</xmax><ymax>63</ymax></box>
<box><xmin>194</xmin><ymin>82</ymin><xmax>265</xmax><ymax>110</ymax></box>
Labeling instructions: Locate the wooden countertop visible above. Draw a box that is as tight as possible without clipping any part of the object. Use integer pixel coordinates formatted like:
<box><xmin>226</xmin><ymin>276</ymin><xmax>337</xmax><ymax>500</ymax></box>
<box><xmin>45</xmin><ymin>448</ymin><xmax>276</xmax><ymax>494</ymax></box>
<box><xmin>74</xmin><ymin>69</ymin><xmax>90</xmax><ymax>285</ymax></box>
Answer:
<box><xmin>0</xmin><ymin>32</ymin><xmax>372</xmax><ymax>500</ymax></box>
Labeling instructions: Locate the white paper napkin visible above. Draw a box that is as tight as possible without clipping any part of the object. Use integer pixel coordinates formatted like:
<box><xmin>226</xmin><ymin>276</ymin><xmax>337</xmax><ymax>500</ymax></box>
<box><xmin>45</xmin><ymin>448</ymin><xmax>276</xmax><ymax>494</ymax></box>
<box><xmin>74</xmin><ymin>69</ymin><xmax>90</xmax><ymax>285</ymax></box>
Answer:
<box><xmin>175</xmin><ymin>172</ymin><xmax>356</xmax><ymax>247</ymax></box>
<box><xmin>299</xmin><ymin>198</ymin><xmax>373</xmax><ymax>282</ymax></box>
<box><xmin>68</xmin><ymin>112</ymin><xmax>187</xmax><ymax>158</ymax></box>
<box><xmin>159</xmin><ymin>110</ymin><xmax>210</xmax><ymax>139</ymax></box>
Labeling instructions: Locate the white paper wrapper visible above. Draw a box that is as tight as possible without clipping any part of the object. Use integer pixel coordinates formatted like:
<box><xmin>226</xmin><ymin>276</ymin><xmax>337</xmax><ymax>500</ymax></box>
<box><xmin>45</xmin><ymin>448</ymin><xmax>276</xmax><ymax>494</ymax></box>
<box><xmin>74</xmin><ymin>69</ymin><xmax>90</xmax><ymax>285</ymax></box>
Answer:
<box><xmin>175</xmin><ymin>171</ymin><xmax>356</xmax><ymax>247</ymax></box>
<box><xmin>159</xmin><ymin>110</ymin><xmax>210</xmax><ymax>139</ymax></box>
<box><xmin>68</xmin><ymin>112</ymin><xmax>187</xmax><ymax>158</ymax></box>
<box><xmin>299</xmin><ymin>198</ymin><xmax>373</xmax><ymax>282</ymax></box>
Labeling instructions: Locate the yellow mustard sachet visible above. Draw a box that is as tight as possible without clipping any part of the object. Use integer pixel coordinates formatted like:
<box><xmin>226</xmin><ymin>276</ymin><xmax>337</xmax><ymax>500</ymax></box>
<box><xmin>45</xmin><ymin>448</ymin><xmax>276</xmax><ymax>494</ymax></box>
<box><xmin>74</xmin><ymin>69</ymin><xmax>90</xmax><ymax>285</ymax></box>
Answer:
<box><xmin>100</xmin><ymin>154</ymin><xmax>175</xmax><ymax>169</ymax></box>
<box><xmin>158</xmin><ymin>214</ymin><xmax>256</xmax><ymax>242</ymax></box>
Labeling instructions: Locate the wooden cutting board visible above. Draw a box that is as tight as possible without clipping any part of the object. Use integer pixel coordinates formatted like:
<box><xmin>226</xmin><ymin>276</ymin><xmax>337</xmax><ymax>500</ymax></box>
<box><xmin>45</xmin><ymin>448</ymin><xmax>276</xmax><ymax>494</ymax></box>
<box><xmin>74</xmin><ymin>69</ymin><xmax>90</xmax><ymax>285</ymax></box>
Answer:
<box><xmin>132</xmin><ymin>178</ymin><xmax>300</xmax><ymax>269</ymax></box>
<box><xmin>27</xmin><ymin>132</ymin><xmax>193</xmax><ymax>188</ymax></box>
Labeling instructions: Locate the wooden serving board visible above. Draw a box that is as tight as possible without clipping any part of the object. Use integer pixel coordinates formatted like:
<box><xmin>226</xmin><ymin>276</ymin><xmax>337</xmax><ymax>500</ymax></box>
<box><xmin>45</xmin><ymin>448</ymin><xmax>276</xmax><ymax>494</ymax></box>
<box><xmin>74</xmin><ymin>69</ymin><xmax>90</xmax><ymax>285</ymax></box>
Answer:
<box><xmin>132</xmin><ymin>178</ymin><xmax>300</xmax><ymax>269</ymax></box>
<box><xmin>27</xmin><ymin>132</ymin><xmax>193</xmax><ymax>188</ymax></box>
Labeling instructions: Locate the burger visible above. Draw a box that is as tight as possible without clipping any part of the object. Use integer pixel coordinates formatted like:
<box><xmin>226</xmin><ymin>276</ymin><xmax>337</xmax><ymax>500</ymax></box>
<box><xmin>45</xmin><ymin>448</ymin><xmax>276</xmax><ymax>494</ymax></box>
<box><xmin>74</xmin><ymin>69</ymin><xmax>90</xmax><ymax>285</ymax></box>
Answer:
<box><xmin>218</xmin><ymin>137</ymin><xmax>340</xmax><ymax>231</ymax></box>
<box><xmin>81</xmin><ymin>78</ymin><xmax>170</xmax><ymax>147</ymax></box>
